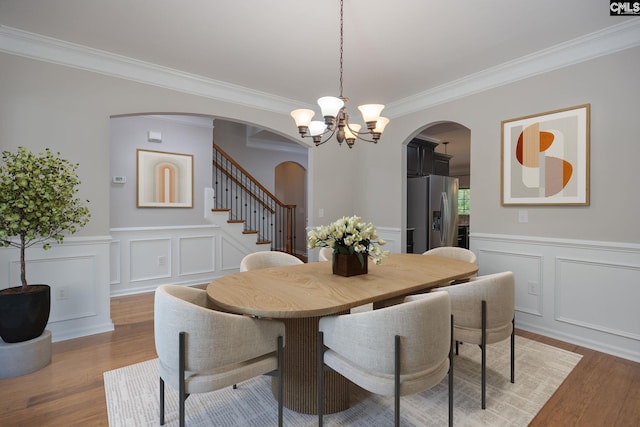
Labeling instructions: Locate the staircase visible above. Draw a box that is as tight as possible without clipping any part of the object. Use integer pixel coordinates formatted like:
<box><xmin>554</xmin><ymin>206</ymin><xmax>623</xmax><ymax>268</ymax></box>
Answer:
<box><xmin>211</xmin><ymin>143</ymin><xmax>296</xmax><ymax>254</ymax></box>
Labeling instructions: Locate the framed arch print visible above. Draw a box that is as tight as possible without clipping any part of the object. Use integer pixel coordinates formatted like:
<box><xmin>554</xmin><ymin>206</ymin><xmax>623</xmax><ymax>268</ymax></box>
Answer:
<box><xmin>137</xmin><ymin>149</ymin><xmax>194</xmax><ymax>208</ymax></box>
<box><xmin>501</xmin><ymin>104</ymin><xmax>590</xmax><ymax>206</ymax></box>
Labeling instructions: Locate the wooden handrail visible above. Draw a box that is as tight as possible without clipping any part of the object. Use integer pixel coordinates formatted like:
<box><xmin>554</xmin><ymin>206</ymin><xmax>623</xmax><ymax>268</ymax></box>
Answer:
<box><xmin>212</xmin><ymin>158</ymin><xmax>276</xmax><ymax>214</ymax></box>
<box><xmin>214</xmin><ymin>143</ymin><xmax>293</xmax><ymax>209</ymax></box>
<box><xmin>213</xmin><ymin>142</ymin><xmax>297</xmax><ymax>254</ymax></box>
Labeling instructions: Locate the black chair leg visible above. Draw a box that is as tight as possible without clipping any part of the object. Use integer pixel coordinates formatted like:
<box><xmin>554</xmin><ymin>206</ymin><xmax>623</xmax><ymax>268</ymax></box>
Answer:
<box><xmin>160</xmin><ymin>377</ymin><xmax>165</xmax><ymax>425</ymax></box>
<box><xmin>394</xmin><ymin>335</ymin><xmax>401</xmax><ymax>427</ymax></box>
<box><xmin>449</xmin><ymin>315</ymin><xmax>454</xmax><ymax>427</ymax></box>
<box><xmin>481</xmin><ymin>300</ymin><xmax>487</xmax><ymax>410</ymax></box>
<box><xmin>179</xmin><ymin>332</ymin><xmax>186</xmax><ymax>427</ymax></box>
<box><xmin>511</xmin><ymin>317</ymin><xmax>515</xmax><ymax>384</ymax></box>
<box><xmin>318</xmin><ymin>331</ymin><xmax>324</xmax><ymax>427</ymax></box>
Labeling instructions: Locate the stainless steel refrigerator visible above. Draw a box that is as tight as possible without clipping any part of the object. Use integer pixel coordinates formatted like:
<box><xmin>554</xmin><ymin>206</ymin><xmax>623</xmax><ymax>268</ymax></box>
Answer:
<box><xmin>407</xmin><ymin>175</ymin><xmax>459</xmax><ymax>253</ymax></box>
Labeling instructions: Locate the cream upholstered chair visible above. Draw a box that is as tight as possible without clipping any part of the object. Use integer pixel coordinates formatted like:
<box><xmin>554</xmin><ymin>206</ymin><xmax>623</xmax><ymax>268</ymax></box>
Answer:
<box><xmin>154</xmin><ymin>285</ymin><xmax>285</xmax><ymax>427</ymax></box>
<box><xmin>318</xmin><ymin>247</ymin><xmax>333</xmax><ymax>262</ymax></box>
<box><xmin>408</xmin><ymin>271</ymin><xmax>515</xmax><ymax>409</ymax></box>
<box><xmin>240</xmin><ymin>250</ymin><xmax>303</xmax><ymax>272</ymax></box>
<box><xmin>318</xmin><ymin>291</ymin><xmax>453</xmax><ymax>426</ymax></box>
<box><xmin>422</xmin><ymin>246</ymin><xmax>478</xmax><ymax>283</ymax></box>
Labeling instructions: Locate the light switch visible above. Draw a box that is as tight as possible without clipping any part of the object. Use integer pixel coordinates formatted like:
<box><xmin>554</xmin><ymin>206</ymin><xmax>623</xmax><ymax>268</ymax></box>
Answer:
<box><xmin>518</xmin><ymin>210</ymin><xmax>528</xmax><ymax>223</ymax></box>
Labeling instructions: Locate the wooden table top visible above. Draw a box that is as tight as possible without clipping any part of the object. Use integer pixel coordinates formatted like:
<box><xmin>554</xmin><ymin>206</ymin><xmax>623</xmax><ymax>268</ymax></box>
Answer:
<box><xmin>206</xmin><ymin>253</ymin><xmax>478</xmax><ymax>318</ymax></box>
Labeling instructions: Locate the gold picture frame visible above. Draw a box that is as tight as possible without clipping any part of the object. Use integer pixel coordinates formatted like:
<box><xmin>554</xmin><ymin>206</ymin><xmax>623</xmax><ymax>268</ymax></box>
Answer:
<box><xmin>501</xmin><ymin>104</ymin><xmax>590</xmax><ymax>206</ymax></box>
<box><xmin>136</xmin><ymin>149</ymin><xmax>194</xmax><ymax>208</ymax></box>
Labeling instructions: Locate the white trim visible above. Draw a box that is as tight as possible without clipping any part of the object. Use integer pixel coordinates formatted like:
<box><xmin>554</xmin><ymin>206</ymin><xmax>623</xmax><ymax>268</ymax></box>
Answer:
<box><xmin>385</xmin><ymin>20</ymin><xmax>640</xmax><ymax>117</ymax></box>
<box><xmin>2</xmin><ymin>20</ymin><xmax>640</xmax><ymax>117</ymax></box>
<box><xmin>471</xmin><ymin>232</ymin><xmax>640</xmax><ymax>252</ymax></box>
<box><xmin>0</xmin><ymin>25</ymin><xmax>304</xmax><ymax>115</ymax></box>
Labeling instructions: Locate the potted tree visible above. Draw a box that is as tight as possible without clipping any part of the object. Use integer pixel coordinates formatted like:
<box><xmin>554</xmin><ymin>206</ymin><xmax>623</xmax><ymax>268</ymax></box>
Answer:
<box><xmin>0</xmin><ymin>146</ymin><xmax>90</xmax><ymax>343</ymax></box>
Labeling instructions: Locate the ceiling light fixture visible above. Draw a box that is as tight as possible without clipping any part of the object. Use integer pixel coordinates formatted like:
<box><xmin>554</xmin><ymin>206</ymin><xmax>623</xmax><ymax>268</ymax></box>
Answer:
<box><xmin>290</xmin><ymin>0</ymin><xmax>389</xmax><ymax>149</ymax></box>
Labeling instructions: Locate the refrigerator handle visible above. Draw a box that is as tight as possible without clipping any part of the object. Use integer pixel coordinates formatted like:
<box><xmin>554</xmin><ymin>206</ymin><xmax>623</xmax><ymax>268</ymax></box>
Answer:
<box><xmin>440</xmin><ymin>192</ymin><xmax>448</xmax><ymax>246</ymax></box>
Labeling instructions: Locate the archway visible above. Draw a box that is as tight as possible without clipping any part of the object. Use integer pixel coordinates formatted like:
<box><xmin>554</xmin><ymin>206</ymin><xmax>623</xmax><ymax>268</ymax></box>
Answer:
<box><xmin>275</xmin><ymin>161</ymin><xmax>307</xmax><ymax>258</ymax></box>
<box><xmin>405</xmin><ymin>121</ymin><xmax>470</xmax><ymax>253</ymax></box>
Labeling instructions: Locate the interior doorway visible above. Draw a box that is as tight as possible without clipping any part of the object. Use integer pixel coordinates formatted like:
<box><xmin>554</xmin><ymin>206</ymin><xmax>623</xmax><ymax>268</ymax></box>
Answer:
<box><xmin>406</xmin><ymin>121</ymin><xmax>471</xmax><ymax>252</ymax></box>
<box><xmin>275</xmin><ymin>161</ymin><xmax>307</xmax><ymax>258</ymax></box>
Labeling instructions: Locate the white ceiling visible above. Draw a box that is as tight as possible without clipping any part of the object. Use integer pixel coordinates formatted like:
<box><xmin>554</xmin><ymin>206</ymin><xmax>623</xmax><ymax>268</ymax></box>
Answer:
<box><xmin>0</xmin><ymin>0</ymin><xmax>632</xmax><ymax>109</ymax></box>
<box><xmin>0</xmin><ymin>1</ymin><xmax>636</xmax><ymax>175</ymax></box>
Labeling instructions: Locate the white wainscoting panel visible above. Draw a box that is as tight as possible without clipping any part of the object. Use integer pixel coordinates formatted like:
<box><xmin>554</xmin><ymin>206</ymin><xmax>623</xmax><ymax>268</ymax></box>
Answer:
<box><xmin>471</xmin><ymin>233</ymin><xmax>640</xmax><ymax>362</ymax></box>
<box><xmin>555</xmin><ymin>257</ymin><xmax>640</xmax><ymax>341</ymax></box>
<box><xmin>476</xmin><ymin>249</ymin><xmax>544</xmax><ymax>317</ymax></box>
<box><xmin>110</xmin><ymin>240</ymin><xmax>121</xmax><ymax>285</ymax></box>
<box><xmin>178</xmin><ymin>235</ymin><xmax>215</xmax><ymax>276</ymax></box>
<box><xmin>129</xmin><ymin>238</ymin><xmax>172</xmax><ymax>282</ymax></box>
<box><xmin>0</xmin><ymin>236</ymin><xmax>114</xmax><ymax>343</ymax></box>
<box><xmin>110</xmin><ymin>225</ymin><xmax>226</xmax><ymax>296</ymax></box>
<box><xmin>220</xmin><ymin>233</ymin><xmax>252</xmax><ymax>271</ymax></box>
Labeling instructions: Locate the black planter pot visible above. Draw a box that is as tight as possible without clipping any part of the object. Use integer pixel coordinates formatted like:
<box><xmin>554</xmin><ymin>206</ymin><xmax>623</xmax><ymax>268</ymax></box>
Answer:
<box><xmin>0</xmin><ymin>284</ymin><xmax>51</xmax><ymax>343</ymax></box>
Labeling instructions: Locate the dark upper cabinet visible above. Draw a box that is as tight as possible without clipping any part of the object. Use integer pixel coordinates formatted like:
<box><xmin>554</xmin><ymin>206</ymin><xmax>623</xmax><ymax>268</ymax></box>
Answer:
<box><xmin>407</xmin><ymin>138</ymin><xmax>451</xmax><ymax>176</ymax></box>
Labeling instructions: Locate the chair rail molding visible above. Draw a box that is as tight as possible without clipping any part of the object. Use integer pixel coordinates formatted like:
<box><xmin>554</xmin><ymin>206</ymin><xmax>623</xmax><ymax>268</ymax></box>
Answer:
<box><xmin>470</xmin><ymin>232</ymin><xmax>640</xmax><ymax>363</ymax></box>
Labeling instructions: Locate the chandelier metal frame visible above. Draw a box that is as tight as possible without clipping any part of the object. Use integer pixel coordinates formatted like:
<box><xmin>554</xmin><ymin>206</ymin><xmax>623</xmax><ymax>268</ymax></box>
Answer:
<box><xmin>290</xmin><ymin>0</ymin><xmax>389</xmax><ymax>148</ymax></box>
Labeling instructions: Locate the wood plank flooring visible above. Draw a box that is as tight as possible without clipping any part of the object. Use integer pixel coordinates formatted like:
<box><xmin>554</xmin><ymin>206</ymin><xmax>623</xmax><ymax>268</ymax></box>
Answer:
<box><xmin>0</xmin><ymin>288</ymin><xmax>638</xmax><ymax>426</ymax></box>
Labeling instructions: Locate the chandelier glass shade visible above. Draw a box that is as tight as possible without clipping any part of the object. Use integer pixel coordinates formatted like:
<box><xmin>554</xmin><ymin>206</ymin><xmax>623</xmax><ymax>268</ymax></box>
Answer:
<box><xmin>290</xmin><ymin>0</ymin><xmax>389</xmax><ymax>149</ymax></box>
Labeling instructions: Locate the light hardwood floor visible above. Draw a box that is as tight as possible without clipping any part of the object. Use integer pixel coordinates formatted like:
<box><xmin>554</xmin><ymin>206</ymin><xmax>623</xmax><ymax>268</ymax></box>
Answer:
<box><xmin>0</xmin><ymin>288</ymin><xmax>638</xmax><ymax>426</ymax></box>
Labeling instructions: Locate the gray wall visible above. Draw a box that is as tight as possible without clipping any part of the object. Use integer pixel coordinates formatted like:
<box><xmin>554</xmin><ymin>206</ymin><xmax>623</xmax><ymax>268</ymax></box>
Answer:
<box><xmin>109</xmin><ymin>115</ymin><xmax>213</xmax><ymax>228</ymax></box>
<box><xmin>1</xmin><ymin>45</ymin><xmax>639</xmax><ymax>359</ymax></box>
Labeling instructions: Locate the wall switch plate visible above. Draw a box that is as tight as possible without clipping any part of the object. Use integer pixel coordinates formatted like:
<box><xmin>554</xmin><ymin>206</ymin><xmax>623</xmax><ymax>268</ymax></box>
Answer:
<box><xmin>518</xmin><ymin>210</ymin><xmax>529</xmax><ymax>223</ymax></box>
<box><xmin>528</xmin><ymin>281</ymin><xmax>540</xmax><ymax>296</ymax></box>
<box><xmin>112</xmin><ymin>176</ymin><xmax>126</xmax><ymax>184</ymax></box>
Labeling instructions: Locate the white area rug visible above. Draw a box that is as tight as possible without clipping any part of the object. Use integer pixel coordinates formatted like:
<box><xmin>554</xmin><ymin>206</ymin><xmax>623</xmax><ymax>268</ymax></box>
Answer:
<box><xmin>104</xmin><ymin>336</ymin><xmax>581</xmax><ymax>426</ymax></box>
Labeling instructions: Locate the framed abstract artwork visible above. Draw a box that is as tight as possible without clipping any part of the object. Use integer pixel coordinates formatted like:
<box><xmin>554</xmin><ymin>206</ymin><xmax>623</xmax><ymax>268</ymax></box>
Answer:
<box><xmin>501</xmin><ymin>104</ymin><xmax>590</xmax><ymax>206</ymax></box>
<box><xmin>137</xmin><ymin>149</ymin><xmax>194</xmax><ymax>208</ymax></box>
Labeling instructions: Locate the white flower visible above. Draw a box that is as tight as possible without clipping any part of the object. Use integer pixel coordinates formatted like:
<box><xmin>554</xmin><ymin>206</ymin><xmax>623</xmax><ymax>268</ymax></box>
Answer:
<box><xmin>307</xmin><ymin>215</ymin><xmax>389</xmax><ymax>264</ymax></box>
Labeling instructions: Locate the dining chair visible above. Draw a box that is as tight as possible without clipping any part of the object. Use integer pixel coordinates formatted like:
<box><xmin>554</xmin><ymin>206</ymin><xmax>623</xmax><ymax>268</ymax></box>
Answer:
<box><xmin>240</xmin><ymin>250</ymin><xmax>303</xmax><ymax>271</ymax></box>
<box><xmin>154</xmin><ymin>285</ymin><xmax>285</xmax><ymax>427</ymax></box>
<box><xmin>318</xmin><ymin>291</ymin><xmax>453</xmax><ymax>427</ymax></box>
<box><xmin>422</xmin><ymin>246</ymin><xmax>478</xmax><ymax>283</ymax></box>
<box><xmin>407</xmin><ymin>271</ymin><xmax>515</xmax><ymax>409</ymax></box>
<box><xmin>318</xmin><ymin>247</ymin><xmax>333</xmax><ymax>262</ymax></box>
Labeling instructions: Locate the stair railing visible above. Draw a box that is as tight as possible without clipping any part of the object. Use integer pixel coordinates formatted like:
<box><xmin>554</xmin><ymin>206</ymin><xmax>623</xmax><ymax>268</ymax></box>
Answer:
<box><xmin>212</xmin><ymin>143</ymin><xmax>296</xmax><ymax>254</ymax></box>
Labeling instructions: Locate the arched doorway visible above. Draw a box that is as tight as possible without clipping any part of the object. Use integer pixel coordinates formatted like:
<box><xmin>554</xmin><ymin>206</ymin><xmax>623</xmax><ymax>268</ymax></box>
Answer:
<box><xmin>406</xmin><ymin>121</ymin><xmax>470</xmax><ymax>253</ymax></box>
<box><xmin>275</xmin><ymin>162</ymin><xmax>307</xmax><ymax>258</ymax></box>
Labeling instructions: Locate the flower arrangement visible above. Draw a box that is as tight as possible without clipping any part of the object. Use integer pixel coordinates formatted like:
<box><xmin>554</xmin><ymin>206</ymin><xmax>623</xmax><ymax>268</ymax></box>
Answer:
<box><xmin>307</xmin><ymin>215</ymin><xmax>390</xmax><ymax>265</ymax></box>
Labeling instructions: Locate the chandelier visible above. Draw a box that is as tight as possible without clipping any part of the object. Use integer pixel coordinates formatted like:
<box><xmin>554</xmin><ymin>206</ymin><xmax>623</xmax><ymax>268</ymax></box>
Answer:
<box><xmin>290</xmin><ymin>0</ymin><xmax>389</xmax><ymax>149</ymax></box>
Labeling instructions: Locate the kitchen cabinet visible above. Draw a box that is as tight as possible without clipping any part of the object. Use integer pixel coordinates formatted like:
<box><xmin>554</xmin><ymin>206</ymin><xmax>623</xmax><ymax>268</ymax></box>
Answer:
<box><xmin>407</xmin><ymin>138</ymin><xmax>451</xmax><ymax>177</ymax></box>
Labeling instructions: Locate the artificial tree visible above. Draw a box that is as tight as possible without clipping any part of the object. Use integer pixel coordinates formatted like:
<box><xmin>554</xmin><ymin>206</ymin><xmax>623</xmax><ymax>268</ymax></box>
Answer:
<box><xmin>0</xmin><ymin>146</ymin><xmax>90</xmax><ymax>343</ymax></box>
<box><xmin>0</xmin><ymin>146</ymin><xmax>91</xmax><ymax>290</ymax></box>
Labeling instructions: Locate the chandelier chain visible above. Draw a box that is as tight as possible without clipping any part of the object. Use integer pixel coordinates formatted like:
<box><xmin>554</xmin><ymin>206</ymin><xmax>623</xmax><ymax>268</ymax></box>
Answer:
<box><xmin>339</xmin><ymin>0</ymin><xmax>344</xmax><ymax>98</ymax></box>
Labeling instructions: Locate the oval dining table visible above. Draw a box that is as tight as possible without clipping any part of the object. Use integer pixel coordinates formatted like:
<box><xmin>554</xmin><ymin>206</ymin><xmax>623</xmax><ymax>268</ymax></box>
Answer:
<box><xmin>206</xmin><ymin>253</ymin><xmax>478</xmax><ymax>415</ymax></box>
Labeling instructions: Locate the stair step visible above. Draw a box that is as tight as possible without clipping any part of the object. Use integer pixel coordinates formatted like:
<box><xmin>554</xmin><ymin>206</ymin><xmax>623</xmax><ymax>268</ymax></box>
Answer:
<box><xmin>227</xmin><ymin>219</ymin><xmax>245</xmax><ymax>224</ymax></box>
<box><xmin>256</xmin><ymin>240</ymin><xmax>272</xmax><ymax>245</ymax></box>
<box><xmin>243</xmin><ymin>230</ymin><xmax>258</xmax><ymax>235</ymax></box>
<box><xmin>212</xmin><ymin>208</ymin><xmax>231</xmax><ymax>212</ymax></box>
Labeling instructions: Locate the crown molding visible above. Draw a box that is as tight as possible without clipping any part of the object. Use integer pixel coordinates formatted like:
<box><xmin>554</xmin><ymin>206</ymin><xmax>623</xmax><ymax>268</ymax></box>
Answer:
<box><xmin>384</xmin><ymin>19</ymin><xmax>640</xmax><ymax>118</ymax></box>
<box><xmin>2</xmin><ymin>20</ymin><xmax>639</xmax><ymax>119</ymax></box>
<box><xmin>0</xmin><ymin>25</ymin><xmax>304</xmax><ymax>115</ymax></box>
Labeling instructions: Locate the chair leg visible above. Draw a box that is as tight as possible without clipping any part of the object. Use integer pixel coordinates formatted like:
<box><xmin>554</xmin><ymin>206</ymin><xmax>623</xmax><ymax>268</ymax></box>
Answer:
<box><xmin>160</xmin><ymin>377</ymin><xmax>165</xmax><ymax>425</ymax></box>
<box><xmin>179</xmin><ymin>331</ymin><xmax>186</xmax><ymax>427</ymax></box>
<box><xmin>511</xmin><ymin>317</ymin><xmax>515</xmax><ymax>384</ymax></box>
<box><xmin>455</xmin><ymin>340</ymin><xmax>459</xmax><ymax>355</ymax></box>
<box><xmin>481</xmin><ymin>300</ymin><xmax>487</xmax><ymax>410</ymax></box>
<box><xmin>317</xmin><ymin>331</ymin><xmax>324</xmax><ymax>427</ymax></box>
<box><xmin>394</xmin><ymin>335</ymin><xmax>401</xmax><ymax>427</ymax></box>
<box><xmin>449</xmin><ymin>315</ymin><xmax>454</xmax><ymax>427</ymax></box>
<box><xmin>277</xmin><ymin>335</ymin><xmax>284</xmax><ymax>427</ymax></box>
